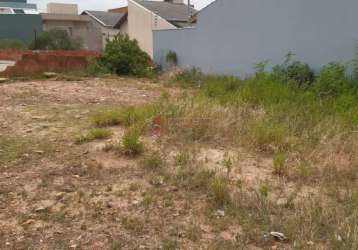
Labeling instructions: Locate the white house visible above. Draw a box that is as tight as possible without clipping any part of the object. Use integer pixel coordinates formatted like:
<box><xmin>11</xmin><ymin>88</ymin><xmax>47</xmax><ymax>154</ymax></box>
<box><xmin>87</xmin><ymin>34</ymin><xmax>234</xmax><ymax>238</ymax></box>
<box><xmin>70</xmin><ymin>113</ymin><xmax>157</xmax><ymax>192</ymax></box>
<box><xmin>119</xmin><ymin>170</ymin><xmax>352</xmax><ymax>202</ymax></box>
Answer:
<box><xmin>128</xmin><ymin>0</ymin><xmax>196</xmax><ymax>57</ymax></box>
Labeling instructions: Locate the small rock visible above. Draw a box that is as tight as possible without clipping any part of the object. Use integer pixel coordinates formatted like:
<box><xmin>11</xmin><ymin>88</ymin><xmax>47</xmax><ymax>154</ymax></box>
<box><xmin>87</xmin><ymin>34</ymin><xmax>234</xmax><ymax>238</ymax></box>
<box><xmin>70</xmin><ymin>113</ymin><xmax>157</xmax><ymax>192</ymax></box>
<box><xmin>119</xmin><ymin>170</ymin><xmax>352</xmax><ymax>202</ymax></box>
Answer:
<box><xmin>270</xmin><ymin>232</ymin><xmax>288</xmax><ymax>242</ymax></box>
<box><xmin>34</xmin><ymin>150</ymin><xmax>44</xmax><ymax>154</ymax></box>
<box><xmin>34</xmin><ymin>207</ymin><xmax>47</xmax><ymax>212</ymax></box>
<box><xmin>0</xmin><ymin>78</ymin><xmax>9</xmax><ymax>83</ymax></box>
<box><xmin>132</xmin><ymin>200</ymin><xmax>140</xmax><ymax>205</ymax></box>
<box><xmin>307</xmin><ymin>241</ymin><xmax>314</xmax><ymax>246</ymax></box>
<box><xmin>22</xmin><ymin>219</ymin><xmax>36</xmax><ymax>225</ymax></box>
<box><xmin>216</xmin><ymin>209</ymin><xmax>225</xmax><ymax>217</ymax></box>
<box><xmin>43</xmin><ymin>72</ymin><xmax>57</xmax><ymax>78</ymax></box>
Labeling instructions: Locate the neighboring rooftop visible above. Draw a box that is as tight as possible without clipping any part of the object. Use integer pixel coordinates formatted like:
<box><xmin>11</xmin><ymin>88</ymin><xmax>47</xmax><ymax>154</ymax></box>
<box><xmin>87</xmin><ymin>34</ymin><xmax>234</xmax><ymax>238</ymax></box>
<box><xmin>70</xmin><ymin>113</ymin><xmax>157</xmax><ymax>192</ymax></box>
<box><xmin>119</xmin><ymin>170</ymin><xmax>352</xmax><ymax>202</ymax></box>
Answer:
<box><xmin>41</xmin><ymin>13</ymin><xmax>90</xmax><ymax>22</ymax></box>
<box><xmin>134</xmin><ymin>0</ymin><xmax>197</xmax><ymax>27</ymax></box>
<box><xmin>82</xmin><ymin>10</ymin><xmax>127</xmax><ymax>28</ymax></box>
<box><xmin>0</xmin><ymin>0</ymin><xmax>37</xmax><ymax>11</ymax></box>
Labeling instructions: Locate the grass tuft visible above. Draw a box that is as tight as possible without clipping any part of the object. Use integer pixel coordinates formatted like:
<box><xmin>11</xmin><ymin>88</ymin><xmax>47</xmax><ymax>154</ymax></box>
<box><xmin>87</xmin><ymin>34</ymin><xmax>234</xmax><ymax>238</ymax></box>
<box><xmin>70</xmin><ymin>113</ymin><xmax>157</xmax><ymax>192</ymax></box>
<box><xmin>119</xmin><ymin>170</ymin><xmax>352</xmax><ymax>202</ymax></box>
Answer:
<box><xmin>91</xmin><ymin>110</ymin><xmax>121</xmax><ymax>127</ymax></box>
<box><xmin>121</xmin><ymin>127</ymin><xmax>143</xmax><ymax>156</ymax></box>
<box><xmin>75</xmin><ymin>128</ymin><xmax>112</xmax><ymax>144</ymax></box>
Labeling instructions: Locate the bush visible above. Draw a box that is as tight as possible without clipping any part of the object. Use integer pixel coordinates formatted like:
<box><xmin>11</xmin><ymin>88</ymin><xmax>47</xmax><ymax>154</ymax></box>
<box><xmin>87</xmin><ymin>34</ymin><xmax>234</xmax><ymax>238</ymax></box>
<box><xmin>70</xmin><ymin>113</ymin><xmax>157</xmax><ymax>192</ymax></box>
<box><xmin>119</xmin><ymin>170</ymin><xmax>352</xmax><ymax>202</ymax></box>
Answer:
<box><xmin>29</xmin><ymin>29</ymin><xmax>82</xmax><ymax>50</ymax></box>
<box><xmin>101</xmin><ymin>35</ymin><xmax>152</xmax><ymax>76</ymax></box>
<box><xmin>0</xmin><ymin>39</ymin><xmax>27</xmax><ymax>50</ymax></box>
<box><xmin>273</xmin><ymin>56</ymin><xmax>315</xmax><ymax>88</ymax></box>
<box><xmin>314</xmin><ymin>62</ymin><xmax>349</xmax><ymax>98</ymax></box>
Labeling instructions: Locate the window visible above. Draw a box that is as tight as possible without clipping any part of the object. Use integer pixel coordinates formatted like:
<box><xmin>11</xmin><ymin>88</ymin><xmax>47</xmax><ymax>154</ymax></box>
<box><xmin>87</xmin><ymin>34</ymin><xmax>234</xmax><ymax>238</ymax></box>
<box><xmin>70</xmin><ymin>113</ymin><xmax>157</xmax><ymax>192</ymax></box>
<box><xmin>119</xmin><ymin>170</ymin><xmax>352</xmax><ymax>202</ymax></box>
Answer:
<box><xmin>13</xmin><ymin>9</ymin><xmax>25</xmax><ymax>14</ymax></box>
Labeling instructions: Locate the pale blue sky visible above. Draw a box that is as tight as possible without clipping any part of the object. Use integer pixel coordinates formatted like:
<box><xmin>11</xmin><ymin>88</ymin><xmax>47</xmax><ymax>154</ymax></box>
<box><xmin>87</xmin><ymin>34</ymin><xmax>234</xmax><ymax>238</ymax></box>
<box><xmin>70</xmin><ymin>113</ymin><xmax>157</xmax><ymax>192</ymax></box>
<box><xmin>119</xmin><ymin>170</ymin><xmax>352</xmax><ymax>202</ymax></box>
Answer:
<box><xmin>29</xmin><ymin>0</ymin><xmax>215</xmax><ymax>12</ymax></box>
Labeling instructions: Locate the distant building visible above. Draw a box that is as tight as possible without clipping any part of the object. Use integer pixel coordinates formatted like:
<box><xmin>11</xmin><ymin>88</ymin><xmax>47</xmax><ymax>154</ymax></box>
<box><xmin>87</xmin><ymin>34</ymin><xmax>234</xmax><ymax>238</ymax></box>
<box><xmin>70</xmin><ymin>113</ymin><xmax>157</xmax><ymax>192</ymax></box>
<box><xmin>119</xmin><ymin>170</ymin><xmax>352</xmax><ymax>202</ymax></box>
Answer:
<box><xmin>41</xmin><ymin>3</ymin><xmax>98</xmax><ymax>51</ymax></box>
<box><xmin>82</xmin><ymin>10</ymin><xmax>128</xmax><ymax>51</ymax></box>
<box><xmin>0</xmin><ymin>0</ymin><xmax>42</xmax><ymax>41</ymax></box>
<box><xmin>128</xmin><ymin>0</ymin><xmax>196</xmax><ymax>57</ymax></box>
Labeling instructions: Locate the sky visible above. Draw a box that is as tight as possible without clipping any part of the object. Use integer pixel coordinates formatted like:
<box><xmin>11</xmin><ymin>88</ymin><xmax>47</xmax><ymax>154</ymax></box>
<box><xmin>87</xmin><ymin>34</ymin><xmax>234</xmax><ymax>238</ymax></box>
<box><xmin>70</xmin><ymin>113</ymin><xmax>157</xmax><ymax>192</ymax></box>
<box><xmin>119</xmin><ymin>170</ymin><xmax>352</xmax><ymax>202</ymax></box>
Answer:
<box><xmin>28</xmin><ymin>0</ymin><xmax>216</xmax><ymax>13</ymax></box>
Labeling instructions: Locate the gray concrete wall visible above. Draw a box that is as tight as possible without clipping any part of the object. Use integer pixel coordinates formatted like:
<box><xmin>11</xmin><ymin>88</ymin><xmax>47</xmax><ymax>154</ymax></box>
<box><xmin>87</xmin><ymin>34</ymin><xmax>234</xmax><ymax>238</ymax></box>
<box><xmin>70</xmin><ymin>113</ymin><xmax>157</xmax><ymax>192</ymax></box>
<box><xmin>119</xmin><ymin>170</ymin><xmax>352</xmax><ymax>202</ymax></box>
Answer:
<box><xmin>153</xmin><ymin>0</ymin><xmax>358</xmax><ymax>76</ymax></box>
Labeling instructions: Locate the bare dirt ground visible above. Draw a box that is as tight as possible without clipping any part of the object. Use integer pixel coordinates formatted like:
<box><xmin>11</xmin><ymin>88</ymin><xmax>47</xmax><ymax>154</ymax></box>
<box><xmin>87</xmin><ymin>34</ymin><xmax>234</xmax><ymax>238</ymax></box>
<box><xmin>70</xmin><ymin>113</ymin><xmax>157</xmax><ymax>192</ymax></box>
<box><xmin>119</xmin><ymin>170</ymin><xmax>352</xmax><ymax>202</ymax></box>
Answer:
<box><xmin>0</xmin><ymin>78</ymin><xmax>309</xmax><ymax>249</ymax></box>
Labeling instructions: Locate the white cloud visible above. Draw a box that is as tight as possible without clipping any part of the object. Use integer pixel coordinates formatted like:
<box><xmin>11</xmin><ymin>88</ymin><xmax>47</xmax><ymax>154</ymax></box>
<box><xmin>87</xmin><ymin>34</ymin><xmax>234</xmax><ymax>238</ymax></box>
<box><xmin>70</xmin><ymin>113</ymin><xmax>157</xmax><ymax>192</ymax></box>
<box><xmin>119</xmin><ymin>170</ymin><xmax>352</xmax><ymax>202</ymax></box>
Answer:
<box><xmin>29</xmin><ymin>0</ymin><xmax>216</xmax><ymax>13</ymax></box>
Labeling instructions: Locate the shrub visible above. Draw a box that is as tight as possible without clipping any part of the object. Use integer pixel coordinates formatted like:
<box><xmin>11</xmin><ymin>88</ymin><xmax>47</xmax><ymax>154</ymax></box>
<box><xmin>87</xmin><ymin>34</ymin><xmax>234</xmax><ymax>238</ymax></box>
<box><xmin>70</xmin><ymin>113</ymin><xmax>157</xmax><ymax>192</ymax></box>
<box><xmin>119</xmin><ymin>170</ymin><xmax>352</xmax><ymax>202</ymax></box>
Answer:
<box><xmin>29</xmin><ymin>28</ymin><xmax>82</xmax><ymax>50</ymax></box>
<box><xmin>0</xmin><ymin>39</ymin><xmax>27</xmax><ymax>50</ymax></box>
<box><xmin>273</xmin><ymin>57</ymin><xmax>315</xmax><ymax>88</ymax></box>
<box><xmin>314</xmin><ymin>62</ymin><xmax>349</xmax><ymax>98</ymax></box>
<box><xmin>121</xmin><ymin>127</ymin><xmax>143</xmax><ymax>156</ymax></box>
<box><xmin>91</xmin><ymin>110</ymin><xmax>121</xmax><ymax>127</ymax></box>
<box><xmin>166</xmin><ymin>51</ymin><xmax>178</xmax><ymax>66</ymax></box>
<box><xmin>101</xmin><ymin>35</ymin><xmax>152</xmax><ymax>76</ymax></box>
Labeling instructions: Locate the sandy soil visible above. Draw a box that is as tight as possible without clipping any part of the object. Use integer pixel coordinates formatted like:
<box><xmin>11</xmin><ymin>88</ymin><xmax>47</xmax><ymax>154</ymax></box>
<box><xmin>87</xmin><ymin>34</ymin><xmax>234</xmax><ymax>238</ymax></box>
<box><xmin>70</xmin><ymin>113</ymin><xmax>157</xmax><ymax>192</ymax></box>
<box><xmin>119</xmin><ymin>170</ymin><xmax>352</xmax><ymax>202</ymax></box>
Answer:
<box><xmin>0</xmin><ymin>78</ymin><xmax>281</xmax><ymax>250</ymax></box>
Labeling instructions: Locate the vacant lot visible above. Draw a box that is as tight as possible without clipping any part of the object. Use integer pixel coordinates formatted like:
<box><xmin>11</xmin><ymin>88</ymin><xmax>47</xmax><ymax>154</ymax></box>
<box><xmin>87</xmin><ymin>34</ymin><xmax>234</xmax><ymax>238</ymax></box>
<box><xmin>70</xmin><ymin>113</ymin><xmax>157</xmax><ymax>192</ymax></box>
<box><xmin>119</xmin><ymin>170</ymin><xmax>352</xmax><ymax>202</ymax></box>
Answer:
<box><xmin>0</xmin><ymin>76</ymin><xmax>357</xmax><ymax>250</ymax></box>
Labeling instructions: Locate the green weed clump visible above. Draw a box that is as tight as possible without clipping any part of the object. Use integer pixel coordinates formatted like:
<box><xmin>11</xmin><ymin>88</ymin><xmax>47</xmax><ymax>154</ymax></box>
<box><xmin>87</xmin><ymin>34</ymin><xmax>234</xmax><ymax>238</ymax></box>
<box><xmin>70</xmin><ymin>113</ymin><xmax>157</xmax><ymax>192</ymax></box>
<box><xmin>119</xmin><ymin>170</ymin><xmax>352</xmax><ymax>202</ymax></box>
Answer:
<box><xmin>121</xmin><ymin>127</ymin><xmax>143</xmax><ymax>156</ymax></box>
<box><xmin>91</xmin><ymin>110</ymin><xmax>122</xmax><ymax>127</ymax></box>
<box><xmin>272</xmin><ymin>152</ymin><xmax>287</xmax><ymax>176</ymax></box>
<box><xmin>120</xmin><ymin>105</ymin><xmax>158</xmax><ymax>129</ymax></box>
<box><xmin>208</xmin><ymin>176</ymin><xmax>231</xmax><ymax>208</ymax></box>
<box><xmin>75</xmin><ymin>128</ymin><xmax>112</xmax><ymax>144</ymax></box>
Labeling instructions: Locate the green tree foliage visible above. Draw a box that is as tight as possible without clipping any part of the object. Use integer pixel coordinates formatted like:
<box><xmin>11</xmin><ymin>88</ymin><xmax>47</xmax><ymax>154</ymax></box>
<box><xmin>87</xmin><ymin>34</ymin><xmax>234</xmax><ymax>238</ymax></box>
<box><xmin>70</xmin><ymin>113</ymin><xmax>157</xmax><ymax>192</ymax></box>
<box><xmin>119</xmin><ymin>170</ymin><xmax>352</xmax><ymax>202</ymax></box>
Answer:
<box><xmin>29</xmin><ymin>29</ymin><xmax>82</xmax><ymax>50</ymax></box>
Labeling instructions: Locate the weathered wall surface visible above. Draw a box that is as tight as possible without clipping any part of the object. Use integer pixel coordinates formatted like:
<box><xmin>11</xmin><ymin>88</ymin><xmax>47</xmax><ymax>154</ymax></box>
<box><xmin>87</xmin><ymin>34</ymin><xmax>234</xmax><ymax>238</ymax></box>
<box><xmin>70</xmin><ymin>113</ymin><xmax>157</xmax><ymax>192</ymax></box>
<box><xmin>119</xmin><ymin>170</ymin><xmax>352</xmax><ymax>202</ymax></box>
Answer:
<box><xmin>42</xmin><ymin>14</ymin><xmax>99</xmax><ymax>51</ymax></box>
<box><xmin>154</xmin><ymin>0</ymin><xmax>358</xmax><ymax>76</ymax></box>
<box><xmin>0</xmin><ymin>50</ymin><xmax>100</xmax><ymax>77</ymax></box>
<box><xmin>0</xmin><ymin>14</ymin><xmax>42</xmax><ymax>41</ymax></box>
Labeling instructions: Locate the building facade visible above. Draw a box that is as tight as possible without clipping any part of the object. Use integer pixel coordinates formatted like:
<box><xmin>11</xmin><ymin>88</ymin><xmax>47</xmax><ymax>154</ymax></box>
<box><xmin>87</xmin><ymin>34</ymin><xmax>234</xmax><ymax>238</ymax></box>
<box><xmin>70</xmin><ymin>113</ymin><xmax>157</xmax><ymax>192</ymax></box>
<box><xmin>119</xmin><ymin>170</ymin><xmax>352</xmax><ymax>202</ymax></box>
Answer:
<box><xmin>128</xmin><ymin>0</ymin><xmax>195</xmax><ymax>58</ymax></box>
<box><xmin>82</xmin><ymin>10</ymin><xmax>128</xmax><ymax>51</ymax></box>
<box><xmin>41</xmin><ymin>3</ymin><xmax>98</xmax><ymax>51</ymax></box>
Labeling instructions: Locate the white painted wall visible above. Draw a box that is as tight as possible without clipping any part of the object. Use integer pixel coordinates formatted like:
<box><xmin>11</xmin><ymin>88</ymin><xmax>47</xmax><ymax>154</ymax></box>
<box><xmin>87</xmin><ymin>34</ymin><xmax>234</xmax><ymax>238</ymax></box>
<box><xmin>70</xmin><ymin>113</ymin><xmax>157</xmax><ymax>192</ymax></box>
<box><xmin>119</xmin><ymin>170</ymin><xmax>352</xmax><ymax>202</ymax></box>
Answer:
<box><xmin>128</xmin><ymin>0</ymin><xmax>176</xmax><ymax>57</ymax></box>
<box><xmin>153</xmin><ymin>0</ymin><xmax>358</xmax><ymax>76</ymax></box>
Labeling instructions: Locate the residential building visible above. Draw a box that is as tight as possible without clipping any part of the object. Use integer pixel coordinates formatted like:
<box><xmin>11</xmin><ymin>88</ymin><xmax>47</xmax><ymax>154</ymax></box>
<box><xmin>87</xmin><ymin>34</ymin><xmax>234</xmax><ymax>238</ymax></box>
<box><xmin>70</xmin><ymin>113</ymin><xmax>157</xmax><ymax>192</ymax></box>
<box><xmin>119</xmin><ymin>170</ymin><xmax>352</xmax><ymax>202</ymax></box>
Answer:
<box><xmin>0</xmin><ymin>0</ymin><xmax>42</xmax><ymax>41</ymax></box>
<box><xmin>153</xmin><ymin>0</ymin><xmax>358</xmax><ymax>76</ymax></box>
<box><xmin>109</xmin><ymin>6</ymin><xmax>128</xmax><ymax>14</ymax></box>
<box><xmin>128</xmin><ymin>0</ymin><xmax>196</xmax><ymax>58</ymax></box>
<box><xmin>82</xmin><ymin>10</ymin><xmax>128</xmax><ymax>51</ymax></box>
<box><xmin>41</xmin><ymin>3</ymin><xmax>97</xmax><ymax>50</ymax></box>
